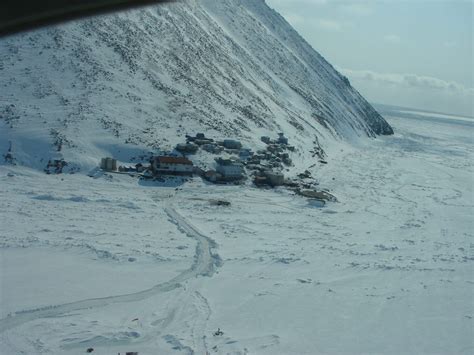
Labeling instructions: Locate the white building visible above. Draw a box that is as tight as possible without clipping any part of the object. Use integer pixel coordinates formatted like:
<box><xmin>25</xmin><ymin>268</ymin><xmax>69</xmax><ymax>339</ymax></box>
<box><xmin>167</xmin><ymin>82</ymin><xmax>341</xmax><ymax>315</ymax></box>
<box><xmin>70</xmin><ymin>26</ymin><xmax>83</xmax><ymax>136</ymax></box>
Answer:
<box><xmin>151</xmin><ymin>156</ymin><xmax>194</xmax><ymax>175</ymax></box>
<box><xmin>216</xmin><ymin>158</ymin><xmax>244</xmax><ymax>180</ymax></box>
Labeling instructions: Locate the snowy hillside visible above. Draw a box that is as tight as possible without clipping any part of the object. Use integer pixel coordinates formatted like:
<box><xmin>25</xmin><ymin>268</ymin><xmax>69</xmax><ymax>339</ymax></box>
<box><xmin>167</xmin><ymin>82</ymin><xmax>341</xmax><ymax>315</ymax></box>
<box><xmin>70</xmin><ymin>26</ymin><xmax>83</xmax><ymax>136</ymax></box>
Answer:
<box><xmin>0</xmin><ymin>0</ymin><xmax>392</xmax><ymax>173</ymax></box>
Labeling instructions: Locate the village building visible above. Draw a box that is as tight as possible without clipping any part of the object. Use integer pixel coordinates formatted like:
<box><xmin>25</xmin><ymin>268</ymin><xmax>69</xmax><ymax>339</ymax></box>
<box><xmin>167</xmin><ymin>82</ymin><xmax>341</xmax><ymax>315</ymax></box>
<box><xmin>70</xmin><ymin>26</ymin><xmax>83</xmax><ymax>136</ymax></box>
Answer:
<box><xmin>186</xmin><ymin>133</ymin><xmax>213</xmax><ymax>145</ymax></box>
<box><xmin>135</xmin><ymin>163</ymin><xmax>145</xmax><ymax>172</ymax></box>
<box><xmin>192</xmin><ymin>133</ymin><xmax>214</xmax><ymax>146</ymax></box>
<box><xmin>185</xmin><ymin>134</ymin><xmax>196</xmax><ymax>142</ymax></box>
<box><xmin>176</xmin><ymin>143</ymin><xmax>198</xmax><ymax>154</ymax></box>
<box><xmin>267</xmin><ymin>144</ymin><xmax>284</xmax><ymax>154</ymax></box>
<box><xmin>119</xmin><ymin>163</ymin><xmax>146</xmax><ymax>173</ymax></box>
<box><xmin>151</xmin><ymin>156</ymin><xmax>194</xmax><ymax>176</ymax></box>
<box><xmin>261</xmin><ymin>136</ymin><xmax>271</xmax><ymax>144</ymax></box>
<box><xmin>239</xmin><ymin>148</ymin><xmax>253</xmax><ymax>160</ymax></box>
<box><xmin>253</xmin><ymin>170</ymin><xmax>285</xmax><ymax>187</ymax></box>
<box><xmin>264</xmin><ymin>170</ymin><xmax>285</xmax><ymax>186</ymax></box>
<box><xmin>193</xmin><ymin>166</ymin><xmax>205</xmax><ymax>176</ymax></box>
<box><xmin>246</xmin><ymin>163</ymin><xmax>261</xmax><ymax>171</ymax></box>
<box><xmin>253</xmin><ymin>175</ymin><xmax>268</xmax><ymax>186</ymax></box>
<box><xmin>222</xmin><ymin>139</ymin><xmax>242</xmax><ymax>150</ymax></box>
<box><xmin>215</xmin><ymin>157</ymin><xmax>244</xmax><ymax>181</ymax></box>
<box><xmin>202</xmin><ymin>143</ymin><xmax>223</xmax><ymax>154</ymax></box>
<box><xmin>100</xmin><ymin>157</ymin><xmax>117</xmax><ymax>171</ymax></box>
<box><xmin>204</xmin><ymin>170</ymin><xmax>221</xmax><ymax>183</ymax></box>
<box><xmin>277</xmin><ymin>133</ymin><xmax>288</xmax><ymax>145</ymax></box>
<box><xmin>118</xmin><ymin>165</ymin><xmax>130</xmax><ymax>172</ymax></box>
<box><xmin>195</xmin><ymin>139</ymin><xmax>214</xmax><ymax>146</ymax></box>
<box><xmin>246</xmin><ymin>155</ymin><xmax>261</xmax><ymax>165</ymax></box>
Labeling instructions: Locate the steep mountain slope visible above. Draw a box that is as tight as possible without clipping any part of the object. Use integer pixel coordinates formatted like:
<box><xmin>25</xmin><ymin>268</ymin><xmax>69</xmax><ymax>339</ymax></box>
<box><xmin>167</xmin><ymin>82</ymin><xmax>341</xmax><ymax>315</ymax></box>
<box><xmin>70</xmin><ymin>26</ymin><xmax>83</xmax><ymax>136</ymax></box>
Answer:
<box><xmin>0</xmin><ymin>0</ymin><xmax>392</xmax><ymax>172</ymax></box>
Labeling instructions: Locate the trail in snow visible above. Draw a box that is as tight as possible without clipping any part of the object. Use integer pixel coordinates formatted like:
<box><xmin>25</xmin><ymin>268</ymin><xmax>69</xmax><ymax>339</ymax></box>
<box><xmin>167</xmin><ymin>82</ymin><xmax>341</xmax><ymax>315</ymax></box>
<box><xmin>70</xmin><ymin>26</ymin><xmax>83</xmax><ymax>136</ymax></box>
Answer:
<box><xmin>0</xmin><ymin>201</ymin><xmax>219</xmax><ymax>333</ymax></box>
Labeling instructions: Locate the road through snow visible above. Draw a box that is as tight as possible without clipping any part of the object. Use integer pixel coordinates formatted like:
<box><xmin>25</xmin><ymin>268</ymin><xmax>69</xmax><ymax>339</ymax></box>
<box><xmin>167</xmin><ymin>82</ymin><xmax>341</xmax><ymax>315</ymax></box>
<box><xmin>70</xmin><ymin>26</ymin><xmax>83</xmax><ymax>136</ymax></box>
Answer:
<box><xmin>0</xmin><ymin>200</ymin><xmax>219</xmax><ymax>335</ymax></box>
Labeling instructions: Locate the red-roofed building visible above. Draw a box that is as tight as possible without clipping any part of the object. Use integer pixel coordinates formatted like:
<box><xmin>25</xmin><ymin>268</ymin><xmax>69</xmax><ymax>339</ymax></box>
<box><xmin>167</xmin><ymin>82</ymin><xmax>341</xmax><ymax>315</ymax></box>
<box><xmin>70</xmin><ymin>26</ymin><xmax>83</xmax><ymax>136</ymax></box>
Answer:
<box><xmin>151</xmin><ymin>156</ymin><xmax>194</xmax><ymax>176</ymax></box>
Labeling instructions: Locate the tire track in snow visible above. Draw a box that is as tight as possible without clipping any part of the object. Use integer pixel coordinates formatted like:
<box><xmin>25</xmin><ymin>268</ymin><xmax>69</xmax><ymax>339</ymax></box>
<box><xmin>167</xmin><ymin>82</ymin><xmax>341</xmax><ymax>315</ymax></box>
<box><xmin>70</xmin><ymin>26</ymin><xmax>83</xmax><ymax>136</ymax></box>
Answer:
<box><xmin>0</xmin><ymin>202</ymin><xmax>220</xmax><ymax>333</ymax></box>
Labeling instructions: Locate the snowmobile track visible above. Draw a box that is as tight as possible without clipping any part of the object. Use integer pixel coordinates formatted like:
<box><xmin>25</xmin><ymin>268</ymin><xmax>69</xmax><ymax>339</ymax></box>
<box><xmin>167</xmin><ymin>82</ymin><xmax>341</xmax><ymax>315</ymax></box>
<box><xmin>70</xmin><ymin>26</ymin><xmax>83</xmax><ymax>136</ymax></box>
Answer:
<box><xmin>0</xmin><ymin>202</ymin><xmax>219</xmax><ymax>333</ymax></box>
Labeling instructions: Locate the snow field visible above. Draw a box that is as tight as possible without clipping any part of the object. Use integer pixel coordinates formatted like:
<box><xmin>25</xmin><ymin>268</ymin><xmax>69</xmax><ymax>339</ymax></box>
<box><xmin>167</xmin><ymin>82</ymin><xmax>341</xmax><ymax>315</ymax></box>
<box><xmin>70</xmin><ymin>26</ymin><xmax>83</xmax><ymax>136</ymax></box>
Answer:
<box><xmin>1</xmin><ymin>110</ymin><xmax>473</xmax><ymax>354</ymax></box>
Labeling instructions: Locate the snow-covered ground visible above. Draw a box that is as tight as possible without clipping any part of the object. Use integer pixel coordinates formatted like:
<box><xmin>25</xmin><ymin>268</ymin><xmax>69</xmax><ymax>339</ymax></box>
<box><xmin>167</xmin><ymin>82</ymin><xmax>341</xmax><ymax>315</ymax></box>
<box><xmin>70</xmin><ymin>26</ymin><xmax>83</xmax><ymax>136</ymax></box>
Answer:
<box><xmin>1</xmin><ymin>108</ymin><xmax>473</xmax><ymax>354</ymax></box>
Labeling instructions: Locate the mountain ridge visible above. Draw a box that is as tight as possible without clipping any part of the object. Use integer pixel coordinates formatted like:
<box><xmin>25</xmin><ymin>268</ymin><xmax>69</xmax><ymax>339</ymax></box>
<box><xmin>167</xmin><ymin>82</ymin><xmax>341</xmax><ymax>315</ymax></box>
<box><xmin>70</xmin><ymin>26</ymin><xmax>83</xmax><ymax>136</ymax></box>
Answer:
<box><xmin>0</xmin><ymin>0</ymin><xmax>392</xmax><ymax>172</ymax></box>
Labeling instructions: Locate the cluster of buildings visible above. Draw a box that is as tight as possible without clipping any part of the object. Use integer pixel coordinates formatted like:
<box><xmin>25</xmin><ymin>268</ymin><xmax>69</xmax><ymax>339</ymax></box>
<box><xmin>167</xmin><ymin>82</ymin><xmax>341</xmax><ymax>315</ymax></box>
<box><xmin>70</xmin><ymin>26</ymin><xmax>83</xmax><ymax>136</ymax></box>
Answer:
<box><xmin>97</xmin><ymin>132</ymin><xmax>332</xmax><ymax>204</ymax></box>
<box><xmin>177</xmin><ymin>133</ymin><xmax>243</xmax><ymax>155</ymax></box>
<box><xmin>261</xmin><ymin>132</ymin><xmax>288</xmax><ymax>145</ymax></box>
<box><xmin>100</xmin><ymin>155</ymin><xmax>195</xmax><ymax>176</ymax></box>
<box><xmin>244</xmin><ymin>133</ymin><xmax>293</xmax><ymax>171</ymax></box>
<box><xmin>197</xmin><ymin>133</ymin><xmax>294</xmax><ymax>186</ymax></box>
<box><xmin>176</xmin><ymin>133</ymin><xmax>248</xmax><ymax>183</ymax></box>
<box><xmin>99</xmin><ymin>132</ymin><xmax>296</xmax><ymax>188</ymax></box>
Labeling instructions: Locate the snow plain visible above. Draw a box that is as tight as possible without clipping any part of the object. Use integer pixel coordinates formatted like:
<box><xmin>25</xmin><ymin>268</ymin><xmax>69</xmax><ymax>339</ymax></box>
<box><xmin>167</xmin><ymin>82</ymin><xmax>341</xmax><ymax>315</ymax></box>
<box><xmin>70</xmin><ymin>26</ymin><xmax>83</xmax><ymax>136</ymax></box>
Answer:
<box><xmin>1</xmin><ymin>108</ymin><xmax>473</xmax><ymax>354</ymax></box>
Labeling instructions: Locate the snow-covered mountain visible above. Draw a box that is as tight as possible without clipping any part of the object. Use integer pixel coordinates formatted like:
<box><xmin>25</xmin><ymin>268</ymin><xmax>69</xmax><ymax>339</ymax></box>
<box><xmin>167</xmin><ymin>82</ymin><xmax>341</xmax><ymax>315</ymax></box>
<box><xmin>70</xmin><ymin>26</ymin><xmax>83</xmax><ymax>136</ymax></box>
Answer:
<box><xmin>0</xmin><ymin>0</ymin><xmax>392</xmax><ymax>172</ymax></box>
<box><xmin>3</xmin><ymin>3</ymin><xmax>474</xmax><ymax>354</ymax></box>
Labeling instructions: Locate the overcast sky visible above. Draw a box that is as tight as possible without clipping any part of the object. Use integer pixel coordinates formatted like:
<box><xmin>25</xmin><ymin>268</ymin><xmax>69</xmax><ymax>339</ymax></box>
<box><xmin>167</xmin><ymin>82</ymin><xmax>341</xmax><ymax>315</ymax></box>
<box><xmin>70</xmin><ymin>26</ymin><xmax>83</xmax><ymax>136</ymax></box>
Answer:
<box><xmin>266</xmin><ymin>0</ymin><xmax>473</xmax><ymax>117</ymax></box>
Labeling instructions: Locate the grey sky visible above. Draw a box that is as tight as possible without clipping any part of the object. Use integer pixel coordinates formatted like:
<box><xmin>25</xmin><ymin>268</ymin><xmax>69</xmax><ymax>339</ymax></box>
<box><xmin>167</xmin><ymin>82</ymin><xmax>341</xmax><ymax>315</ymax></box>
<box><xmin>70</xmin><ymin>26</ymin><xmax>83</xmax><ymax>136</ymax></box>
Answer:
<box><xmin>266</xmin><ymin>0</ymin><xmax>473</xmax><ymax>117</ymax></box>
